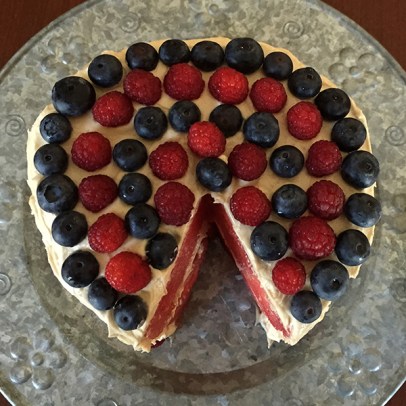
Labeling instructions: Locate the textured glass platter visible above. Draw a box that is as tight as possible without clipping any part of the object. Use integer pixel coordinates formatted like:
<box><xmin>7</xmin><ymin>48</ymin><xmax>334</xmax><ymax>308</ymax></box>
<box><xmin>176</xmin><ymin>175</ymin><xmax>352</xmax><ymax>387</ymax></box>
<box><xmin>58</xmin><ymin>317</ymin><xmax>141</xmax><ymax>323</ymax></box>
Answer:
<box><xmin>0</xmin><ymin>0</ymin><xmax>405</xmax><ymax>404</ymax></box>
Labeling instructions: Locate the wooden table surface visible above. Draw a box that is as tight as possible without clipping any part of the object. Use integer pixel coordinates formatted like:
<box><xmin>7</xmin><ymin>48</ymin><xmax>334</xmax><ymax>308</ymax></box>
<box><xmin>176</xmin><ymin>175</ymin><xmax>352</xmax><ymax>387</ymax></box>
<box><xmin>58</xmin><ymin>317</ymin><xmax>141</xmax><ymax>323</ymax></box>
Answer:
<box><xmin>0</xmin><ymin>1</ymin><xmax>404</xmax><ymax>405</ymax></box>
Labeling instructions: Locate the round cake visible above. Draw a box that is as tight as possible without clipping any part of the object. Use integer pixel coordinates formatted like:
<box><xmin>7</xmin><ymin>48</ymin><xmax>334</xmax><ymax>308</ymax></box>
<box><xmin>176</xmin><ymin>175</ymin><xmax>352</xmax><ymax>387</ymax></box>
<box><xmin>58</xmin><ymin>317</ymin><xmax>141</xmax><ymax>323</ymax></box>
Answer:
<box><xmin>26</xmin><ymin>37</ymin><xmax>381</xmax><ymax>352</ymax></box>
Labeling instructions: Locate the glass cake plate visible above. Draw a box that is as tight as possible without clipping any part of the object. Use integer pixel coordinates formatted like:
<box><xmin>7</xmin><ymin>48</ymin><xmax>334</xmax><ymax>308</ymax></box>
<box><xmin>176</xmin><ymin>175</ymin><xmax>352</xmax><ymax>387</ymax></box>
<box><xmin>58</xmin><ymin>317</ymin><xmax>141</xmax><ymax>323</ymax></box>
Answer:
<box><xmin>0</xmin><ymin>0</ymin><xmax>405</xmax><ymax>404</ymax></box>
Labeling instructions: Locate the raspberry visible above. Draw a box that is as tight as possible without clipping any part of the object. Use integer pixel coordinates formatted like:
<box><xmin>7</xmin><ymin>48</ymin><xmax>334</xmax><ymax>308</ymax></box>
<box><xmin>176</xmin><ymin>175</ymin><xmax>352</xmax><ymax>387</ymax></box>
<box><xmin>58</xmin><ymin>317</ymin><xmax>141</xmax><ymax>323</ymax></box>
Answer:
<box><xmin>88</xmin><ymin>213</ymin><xmax>127</xmax><ymax>253</ymax></box>
<box><xmin>163</xmin><ymin>63</ymin><xmax>205</xmax><ymax>100</ymax></box>
<box><xmin>154</xmin><ymin>182</ymin><xmax>195</xmax><ymax>226</ymax></box>
<box><xmin>149</xmin><ymin>142</ymin><xmax>188</xmax><ymax>180</ymax></box>
<box><xmin>208</xmin><ymin>66</ymin><xmax>249</xmax><ymax>104</ymax></box>
<box><xmin>71</xmin><ymin>132</ymin><xmax>111</xmax><ymax>171</ymax></box>
<box><xmin>228</xmin><ymin>143</ymin><xmax>267</xmax><ymax>181</ymax></box>
<box><xmin>230</xmin><ymin>186</ymin><xmax>271</xmax><ymax>226</ymax></box>
<box><xmin>306</xmin><ymin>140</ymin><xmax>342</xmax><ymax>177</ymax></box>
<box><xmin>250</xmin><ymin>77</ymin><xmax>287</xmax><ymax>113</ymax></box>
<box><xmin>123</xmin><ymin>69</ymin><xmax>162</xmax><ymax>105</ymax></box>
<box><xmin>289</xmin><ymin>216</ymin><xmax>336</xmax><ymax>260</ymax></box>
<box><xmin>287</xmin><ymin>101</ymin><xmax>323</xmax><ymax>140</ymax></box>
<box><xmin>272</xmin><ymin>257</ymin><xmax>306</xmax><ymax>295</ymax></box>
<box><xmin>307</xmin><ymin>180</ymin><xmax>345</xmax><ymax>220</ymax></box>
<box><xmin>92</xmin><ymin>91</ymin><xmax>134</xmax><ymax>127</ymax></box>
<box><xmin>79</xmin><ymin>174</ymin><xmax>118</xmax><ymax>212</ymax></box>
<box><xmin>187</xmin><ymin>121</ymin><xmax>226</xmax><ymax>157</ymax></box>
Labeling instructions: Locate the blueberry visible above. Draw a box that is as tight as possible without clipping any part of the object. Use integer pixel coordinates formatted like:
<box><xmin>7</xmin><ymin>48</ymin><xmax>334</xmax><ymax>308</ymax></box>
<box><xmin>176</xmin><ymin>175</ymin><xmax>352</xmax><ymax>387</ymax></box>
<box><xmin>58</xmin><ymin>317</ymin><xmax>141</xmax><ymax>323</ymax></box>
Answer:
<box><xmin>271</xmin><ymin>184</ymin><xmax>307</xmax><ymax>219</ymax></box>
<box><xmin>270</xmin><ymin>145</ymin><xmax>304</xmax><ymax>178</ymax></box>
<box><xmin>341</xmin><ymin>151</ymin><xmax>380</xmax><ymax>189</ymax></box>
<box><xmin>169</xmin><ymin>100</ymin><xmax>201</xmax><ymax>132</ymax></box>
<box><xmin>331</xmin><ymin>118</ymin><xmax>367</xmax><ymax>152</ymax></box>
<box><xmin>52</xmin><ymin>76</ymin><xmax>96</xmax><ymax>117</ymax></box>
<box><xmin>310</xmin><ymin>260</ymin><xmax>349</xmax><ymax>301</ymax></box>
<box><xmin>191</xmin><ymin>40</ymin><xmax>224</xmax><ymax>71</ymax></box>
<box><xmin>263</xmin><ymin>51</ymin><xmax>293</xmax><ymax>80</ymax></box>
<box><xmin>250</xmin><ymin>221</ymin><xmax>289</xmax><ymax>261</ymax></box>
<box><xmin>52</xmin><ymin>210</ymin><xmax>88</xmax><ymax>247</ymax></box>
<box><xmin>290</xmin><ymin>291</ymin><xmax>322</xmax><ymax>323</ymax></box>
<box><xmin>88</xmin><ymin>54</ymin><xmax>123</xmax><ymax>87</ymax></box>
<box><xmin>37</xmin><ymin>174</ymin><xmax>78</xmax><ymax>214</ymax></box>
<box><xmin>315</xmin><ymin>88</ymin><xmax>351</xmax><ymax>121</ymax></box>
<box><xmin>225</xmin><ymin>38</ymin><xmax>264</xmax><ymax>74</ymax></box>
<box><xmin>118</xmin><ymin>173</ymin><xmax>152</xmax><ymax>205</ymax></box>
<box><xmin>134</xmin><ymin>106</ymin><xmax>168</xmax><ymax>140</ymax></box>
<box><xmin>335</xmin><ymin>229</ymin><xmax>371</xmax><ymax>266</ymax></box>
<box><xmin>88</xmin><ymin>277</ymin><xmax>119</xmax><ymax>310</ymax></box>
<box><xmin>344</xmin><ymin>193</ymin><xmax>382</xmax><ymax>227</ymax></box>
<box><xmin>39</xmin><ymin>113</ymin><xmax>72</xmax><ymax>143</ymax></box>
<box><xmin>209</xmin><ymin>104</ymin><xmax>243</xmax><ymax>137</ymax></box>
<box><xmin>125</xmin><ymin>203</ymin><xmax>160</xmax><ymax>239</ymax></box>
<box><xmin>34</xmin><ymin>144</ymin><xmax>68</xmax><ymax>176</ymax></box>
<box><xmin>114</xmin><ymin>295</ymin><xmax>148</xmax><ymax>330</ymax></box>
<box><xmin>113</xmin><ymin>139</ymin><xmax>147</xmax><ymax>172</ymax></box>
<box><xmin>61</xmin><ymin>251</ymin><xmax>99</xmax><ymax>288</ymax></box>
<box><xmin>126</xmin><ymin>42</ymin><xmax>159</xmax><ymax>71</ymax></box>
<box><xmin>243</xmin><ymin>112</ymin><xmax>279</xmax><ymax>148</ymax></box>
<box><xmin>196</xmin><ymin>157</ymin><xmax>232</xmax><ymax>192</ymax></box>
<box><xmin>146</xmin><ymin>233</ymin><xmax>178</xmax><ymax>270</ymax></box>
<box><xmin>159</xmin><ymin>39</ymin><xmax>190</xmax><ymax>66</ymax></box>
<box><xmin>288</xmin><ymin>67</ymin><xmax>322</xmax><ymax>99</ymax></box>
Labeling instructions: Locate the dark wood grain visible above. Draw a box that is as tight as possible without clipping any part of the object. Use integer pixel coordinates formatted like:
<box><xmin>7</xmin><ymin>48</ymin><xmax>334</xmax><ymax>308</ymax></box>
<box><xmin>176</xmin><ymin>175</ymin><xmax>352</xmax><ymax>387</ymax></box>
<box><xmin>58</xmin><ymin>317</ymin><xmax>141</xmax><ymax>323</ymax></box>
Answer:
<box><xmin>0</xmin><ymin>1</ymin><xmax>404</xmax><ymax>405</ymax></box>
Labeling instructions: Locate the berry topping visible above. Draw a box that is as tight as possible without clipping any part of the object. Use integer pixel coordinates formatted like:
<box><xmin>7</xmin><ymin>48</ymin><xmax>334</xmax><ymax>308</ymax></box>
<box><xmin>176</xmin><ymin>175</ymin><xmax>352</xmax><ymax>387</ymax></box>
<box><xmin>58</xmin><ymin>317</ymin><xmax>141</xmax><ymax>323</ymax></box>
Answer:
<box><xmin>250</xmin><ymin>77</ymin><xmax>287</xmax><ymax>113</ymax></box>
<box><xmin>196</xmin><ymin>157</ymin><xmax>232</xmax><ymax>192</ymax></box>
<box><xmin>39</xmin><ymin>113</ymin><xmax>72</xmax><ymax>143</ymax></box>
<box><xmin>331</xmin><ymin>118</ymin><xmax>367</xmax><ymax>152</ymax></box>
<box><xmin>306</xmin><ymin>140</ymin><xmax>342</xmax><ymax>177</ymax></box>
<box><xmin>208</xmin><ymin>66</ymin><xmax>249</xmax><ymax>104</ymax></box>
<box><xmin>289</xmin><ymin>216</ymin><xmax>336</xmax><ymax>260</ymax></box>
<box><xmin>310</xmin><ymin>260</ymin><xmax>349</xmax><ymax>301</ymax></box>
<box><xmin>88</xmin><ymin>54</ymin><xmax>123</xmax><ymax>88</ymax></box>
<box><xmin>123</xmin><ymin>69</ymin><xmax>162</xmax><ymax>105</ymax></box>
<box><xmin>52</xmin><ymin>210</ymin><xmax>88</xmax><ymax>247</ymax></box>
<box><xmin>149</xmin><ymin>141</ymin><xmax>189</xmax><ymax>180</ymax></box>
<box><xmin>271</xmin><ymin>184</ymin><xmax>307</xmax><ymax>219</ymax></box>
<box><xmin>114</xmin><ymin>295</ymin><xmax>148</xmax><ymax>330</ymax></box>
<box><xmin>159</xmin><ymin>39</ymin><xmax>190</xmax><ymax>66</ymax></box>
<box><xmin>315</xmin><ymin>88</ymin><xmax>351</xmax><ymax>121</ymax></box>
<box><xmin>118</xmin><ymin>173</ymin><xmax>152</xmax><ymax>205</ymax></box>
<box><xmin>209</xmin><ymin>104</ymin><xmax>243</xmax><ymax>137</ymax></box>
<box><xmin>79</xmin><ymin>174</ymin><xmax>118</xmax><ymax>213</ymax></box>
<box><xmin>230</xmin><ymin>186</ymin><xmax>271</xmax><ymax>226</ymax></box>
<box><xmin>191</xmin><ymin>40</ymin><xmax>224</xmax><ymax>71</ymax></box>
<box><xmin>272</xmin><ymin>257</ymin><xmax>306</xmax><ymax>295</ymax></box>
<box><xmin>134</xmin><ymin>106</ymin><xmax>168</xmax><ymax>140</ymax></box>
<box><xmin>307</xmin><ymin>180</ymin><xmax>345</xmax><ymax>220</ymax></box>
<box><xmin>188</xmin><ymin>121</ymin><xmax>226</xmax><ymax>157</ymax></box>
<box><xmin>125</xmin><ymin>203</ymin><xmax>160</xmax><ymax>239</ymax></box>
<box><xmin>52</xmin><ymin>76</ymin><xmax>96</xmax><ymax>117</ymax></box>
<box><xmin>344</xmin><ymin>193</ymin><xmax>382</xmax><ymax>227</ymax></box>
<box><xmin>341</xmin><ymin>151</ymin><xmax>379</xmax><ymax>189</ymax></box>
<box><xmin>335</xmin><ymin>229</ymin><xmax>370</xmax><ymax>266</ymax></box>
<box><xmin>290</xmin><ymin>291</ymin><xmax>322</xmax><ymax>323</ymax></box>
<box><xmin>228</xmin><ymin>143</ymin><xmax>267</xmax><ymax>181</ymax></box>
<box><xmin>288</xmin><ymin>67</ymin><xmax>322</xmax><ymax>99</ymax></box>
<box><xmin>224</xmin><ymin>38</ymin><xmax>264</xmax><ymax>74</ymax></box>
<box><xmin>270</xmin><ymin>145</ymin><xmax>304</xmax><ymax>178</ymax></box>
<box><xmin>113</xmin><ymin>139</ymin><xmax>147</xmax><ymax>172</ymax></box>
<box><xmin>88</xmin><ymin>213</ymin><xmax>127</xmax><ymax>253</ymax></box>
<box><xmin>71</xmin><ymin>132</ymin><xmax>111</xmax><ymax>171</ymax></box>
<box><xmin>126</xmin><ymin>42</ymin><xmax>159</xmax><ymax>71</ymax></box>
<box><xmin>34</xmin><ymin>144</ymin><xmax>68</xmax><ymax>176</ymax></box>
<box><xmin>243</xmin><ymin>112</ymin><xmax>279</xmax><ymax>148</ymax></box>
<box><xmin>250</xmin><ymin>221</ymin><xmax>289</xmax><ymax>261</ymax></box>
<box><xmin>88</xmin><ymin>277</ymin><xmax>118</xmax><ymax>310</ymax></box>
<box><xmin>169</xmin><ymin>100</ymin><xmax>201</xmax><ymax>132</ymax></box>
<box><xmin>154</xmin><ymin>182</ymin><xmax>195</xmax><ymax>226</ymax></box>
<box><xmin>61</xmin><ymin>251</ymin><xmax>99</xmax><ymax>288</ymax></box>
<box><xmin>263</xmin><ymin>51</ymin><xmax>293</xmax><ymax>80</ymax></box>
<box><xmin>92</xmin><ymin>91</ymin><xmax>134</xmax><ymax>127</ymax></box>
<box><xmin>287</xmin><ymin>101</ymin><xmax>322</xmax><ymax>140</ymax></box>
<box><xmin>36</xmin><ymin>174</ymin><xmax>78</xmax><ymax>214</ymax></box>
<box><xmin>146</xmin><ymin>233</ymin><xmax>178</xmax><ymax>270</ymax></box>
